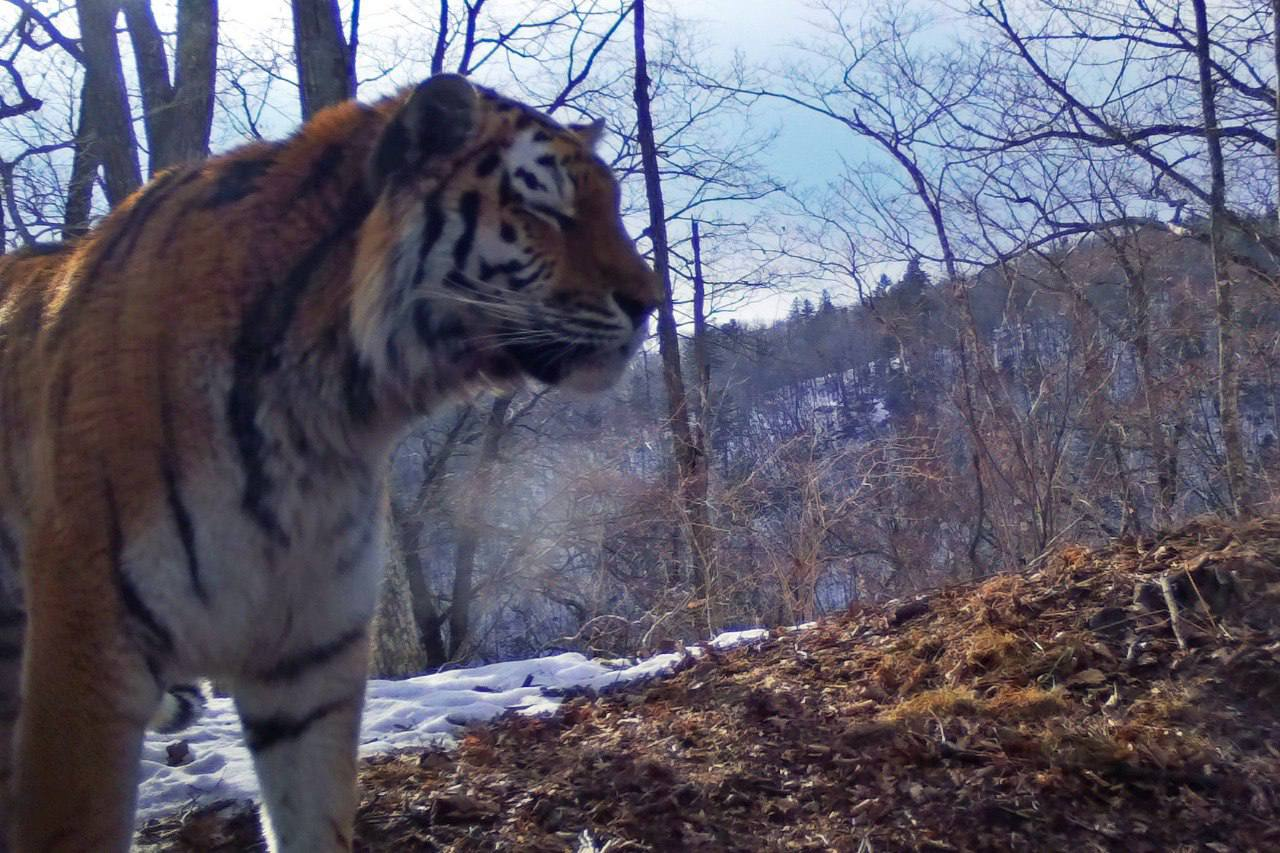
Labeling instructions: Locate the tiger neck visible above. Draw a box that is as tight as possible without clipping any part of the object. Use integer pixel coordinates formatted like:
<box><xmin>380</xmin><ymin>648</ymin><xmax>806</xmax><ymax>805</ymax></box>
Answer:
<box><xmin>226</xmin><ymin>98</ymin><xmax>415</xmax><ymax>522</ymax></box>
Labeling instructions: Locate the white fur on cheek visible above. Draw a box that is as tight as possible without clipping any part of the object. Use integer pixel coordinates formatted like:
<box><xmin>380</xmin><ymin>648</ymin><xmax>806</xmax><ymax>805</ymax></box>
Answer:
<box><xmin>504</xmin><ymin>129</ymin><xmax>573</xmax><ymax>212</ymax></box>
<box><xmin>351</xmin><ymin>204</ymin><xmax>425</xmax><ymax>377</ymax></box>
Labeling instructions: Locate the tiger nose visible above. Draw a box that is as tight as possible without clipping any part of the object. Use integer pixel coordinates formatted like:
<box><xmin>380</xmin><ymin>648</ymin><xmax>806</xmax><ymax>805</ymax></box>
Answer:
<box><xmin>612</xmin><ymin>293</ymin><xmax>655</xmax><ymax>330</ymax></box>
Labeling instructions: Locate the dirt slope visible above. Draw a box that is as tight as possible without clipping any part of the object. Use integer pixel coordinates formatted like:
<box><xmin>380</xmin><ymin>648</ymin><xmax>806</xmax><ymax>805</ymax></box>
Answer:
<box><xmin>142</xmin><ymin>517</ymin><xmax>1280</xmax><ymax>851</ymax></box>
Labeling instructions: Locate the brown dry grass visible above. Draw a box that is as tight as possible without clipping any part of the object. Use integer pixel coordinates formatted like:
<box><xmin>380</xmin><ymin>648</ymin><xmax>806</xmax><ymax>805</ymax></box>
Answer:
<box><xmin>140</xmin><ymin>516</ymin><xmax>1280</xmax><ymax>852</ymax></box>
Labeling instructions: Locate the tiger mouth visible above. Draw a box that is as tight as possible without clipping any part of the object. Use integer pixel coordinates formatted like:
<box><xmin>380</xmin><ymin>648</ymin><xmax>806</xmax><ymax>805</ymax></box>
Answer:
<box><xmin>504</xmin><ymin>338</ymin><xmax>601</xmax><ymax>385</ymax></box>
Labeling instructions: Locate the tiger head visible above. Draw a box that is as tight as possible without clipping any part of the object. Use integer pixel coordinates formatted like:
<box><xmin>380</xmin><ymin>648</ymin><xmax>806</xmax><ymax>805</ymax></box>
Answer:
<box><xmin>352</xmin><ymin>74</ymin><xmax>659</xmax><ymax>403</ymax></box>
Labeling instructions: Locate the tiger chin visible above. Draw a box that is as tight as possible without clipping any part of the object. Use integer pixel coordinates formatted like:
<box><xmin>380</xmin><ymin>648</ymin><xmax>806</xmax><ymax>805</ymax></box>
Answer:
<box><xmin>0</xmin><ymin>73</ymin><xmax>657</xmax><ymax>852</ymax></box>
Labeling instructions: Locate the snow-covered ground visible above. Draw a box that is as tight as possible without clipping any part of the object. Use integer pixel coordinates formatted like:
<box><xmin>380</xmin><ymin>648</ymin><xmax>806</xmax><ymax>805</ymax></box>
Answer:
<box><xmin>136</xmin><ymin>628</ymin><xmax>772</xmax><ymax>824</ymax></box>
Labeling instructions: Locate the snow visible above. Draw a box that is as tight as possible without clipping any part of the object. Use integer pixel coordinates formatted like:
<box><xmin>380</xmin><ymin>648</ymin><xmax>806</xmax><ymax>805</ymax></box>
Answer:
<box><xmin>707</xmin><ymin>628</ymin><xmax>769</xmax><ymax>649</ymax></box>
<box><xmin>134</xmin><ymin>628</ymin><xmax>773</xmax><ymax>825</ymax></box>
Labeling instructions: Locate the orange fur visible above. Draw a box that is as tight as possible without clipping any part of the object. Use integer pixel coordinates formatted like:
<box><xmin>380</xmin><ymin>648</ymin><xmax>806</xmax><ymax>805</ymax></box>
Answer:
<box><xmin>0</xmin><ymin>77</ymin><xmax>657</xmax><ymax>852</ymax></box>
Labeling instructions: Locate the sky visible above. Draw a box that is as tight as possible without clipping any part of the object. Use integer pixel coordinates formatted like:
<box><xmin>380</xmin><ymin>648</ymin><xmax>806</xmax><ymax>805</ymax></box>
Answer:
<box><xmin>211</xmin><ymin>0</ymin><xmax>858</xmax><ymax>189</ymax></box>
<box><xmin>692</xmin><ymin>0</ymin><xmax>852</xmax><ymax>185</ymax></box>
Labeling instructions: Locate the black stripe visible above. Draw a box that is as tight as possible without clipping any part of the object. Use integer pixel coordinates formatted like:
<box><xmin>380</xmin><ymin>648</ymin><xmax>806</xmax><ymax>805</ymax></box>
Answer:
<box><xmin>169</xmin><ymin>683</ymin><xmax>204</xmax><ymax>702</ymax></box>
<box><xmin>286</xmin><ymin>411</ymin><xmax>313</xmax><ymax>457</ymax></box>
<box><xmin>46</xmin><ymin>168</ymin><xmax>200</xmax><ymax>352</ymax></box>
<box><xmin>478</xmin><ymin>257</ymin><xmax>533</xmax><ymax>280</ymax></box>
<box><xmin>104</xmin><ymin>478</ymin><xmax>174</xmax><ymax>653</ymax></box>
<box><xmin>298</xmin><ymin>144</ymin><xmax>345</xmax><ymax>196</ymax></box>
<box><xmin>0</xmin><ymin>608</ymin><xmax>24</xmax><ymax>629</ymax></box>
<box><xmin>0</xmin><ymin>642</ymin><xmax>21</xmax><ymax>659</ymax></box>
<box><xmin>242</xmin><ymin>697</ymin><xmax>350</xmax><ymax>752</ymax></box>
<box><xmin>342</xmin><ymin>348</ymin><xmax>375</xmax><ymax>424</ymax></box>
<box><xmin>96</xmin><ymin>168</ymin><xmax>201</xmax><ymax>273</ymax></box>
<box><xmin>530</xmin><ymin>202</ymin><xmax>573</xmax><ymax>230</ymax></box>
<box><xmin>162</xmin><ymin>460</ymin><xmax>207</xmax><ymax>603</ymax></box>
<box><xmin>384</xmin><ymin>336</ymin><xmax>402</xmax><ymax>373</ymax></box>
<box><xmin>411</xmin><ymin>192</ymin><xmax>446</xmax><ymax>287</ymax></box>
<box><xmin>153</xmin><ymin>683</ymin><xmax>205</xmax><ymax>733</ymax></box>
<box><xmin>508</xmin><ymin>262</ymin><xmax>547</xmax><ymax>290</ymax></box>
<box><xmin>498</xmin><ymin>171</ymin><xmax>522</xmax><ymax>208</ymax></box>
<box><xmin>227</xmin><ymin>193</ymin><xmax>373</xmax><ymax>544</ymax></box>
<box><xmin>201</xmin><ymin>155</ymin><xmax>275</xmax><ymax>208</ymax></box>
<box><xmin>0</xmin><ymin>522</ymin><xmax>18</xmax><ymax>568</ymax></box>
<box><xmin>48</xmin><ymin>367</ymin><xmax>73</xmax><ymax>428</ymax></box>
<box><xmin>453</xmin><ymin>192</ymin><xmax>480</xmax><ymax>269</ymax></box>
<box><xmin>435</xmin><ymin>314</ymin><xmax>465</xmax><ymax>340</ymax></box>
<box><xmin>158</xmin><ymin>367</ymin><xmax>207</xmax><ymax>603</ymax></box>
<box><xmin>412</xmin><ymin>302</ymin><xmax>434</xmax><ymax>347</ymax></box>
<box><xmin>258</xmin><ymin>626</ymin><xmax>365</xmax><ymax>682</ymax></box>
<box><xmin>513</xmin><ymin>167</ymin><xmax>546</xmax><ymax>193</ymax></box>
<box><xmin>475</xmin><ymin>151</ymin><xmax>502</xmax><ymax>177</ymax></box>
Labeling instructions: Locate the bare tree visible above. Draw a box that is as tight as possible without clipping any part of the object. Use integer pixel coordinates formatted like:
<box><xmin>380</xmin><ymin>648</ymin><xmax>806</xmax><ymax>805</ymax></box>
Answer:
<box><xmin>75</xmin><ymin>0</ymin><xmax>141</xmax><ymax>206</ymax></box>
<box><xmin>632</xmin><ymin>0</ymin><xmax>711</xmax><ymax>607</ymax></box>
<box><xmin>1191</xmin><ymin>0</ymin><xmax>1248</xmax><ymax>516</ymax></box>
<box><xmin>123</xmin><ymin>0</ymin><xmax>218</xmax><ymax>172</ymax></box>
<box><xmin>290</xmin><ymin>0</ymin><xmax>354</xmax><ymax>118</ymax></box>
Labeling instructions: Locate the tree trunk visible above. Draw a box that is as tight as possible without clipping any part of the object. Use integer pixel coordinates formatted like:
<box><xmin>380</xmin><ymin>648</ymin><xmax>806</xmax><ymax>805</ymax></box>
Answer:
<box><xmin>370</xmin><ymin>494</ymin><xmax>429</xmax><ymax>678</ymax></box>
<box><xmin>689</xmin><ymin>220</ymin><xmax>714</xmax><ymax>595</ymax></box>
<box><xmin>123</xmin><ymin>0</ymin><xmax>218</xmax><ymax>172</ymax></box>
<box><xmin>447</xmin><ymin>395</ymin><xmax>511</xmax><ymax>660</ymax></box>
<box><xmin>62</xmin><ymin>81</ymin><xmax>98</xmax><ymax>238</ymax></box>
<box><xmin>387</xmin><ymin>495</ymin><xmax>450</xmax><ymax>667</ymax></box>
<box><xmin>691</xmin><ymin>221</ymin><xmax>711</xmax><ymax>435</ymax></box>
<box><xmin>1274</xmin><ymin>0</ymin><xmax>1279</xmax><ymax>233</ymax></box>
<box><xmin>1192</xmin><ymin>0</ymin><xmax>1249</xmax><ymax>517</ymax></box>
<box><xmin>76</xmin><ymin>0</ymin><xmax>142</xmax><ymax>206</ymax></box>
<box><xmin>431</xmin><ymin>0</ymin><xmax>449</xmax><ymax>74</ymax></box>
<box><xmin>1113</xmin><ymin>239</ymin><xmax>1177</xmax><ymax>526</ymax></box>
<box><xmin>291</xmin><ymin>0</ymin><xmax>354</xmax><ymax>119</ymax></box>
<box><xmin>633</xmin><ymin>0</ymin><xmax>711</xmax><ymax>607</ymax></box>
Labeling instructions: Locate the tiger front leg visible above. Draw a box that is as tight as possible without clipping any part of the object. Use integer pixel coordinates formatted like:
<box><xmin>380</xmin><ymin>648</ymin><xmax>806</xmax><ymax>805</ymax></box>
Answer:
<box><xmin>9</xmin><ymin>552</ymin><xmax>164</xmax><ymax>853</ymax></box>
<box><xmin>0</xmin><ymin>584</ymin><xmax>25</xmax><ymax>848</ymax></box>
<box><xmin>233</xmin><ymin>629</ymin><xmax>370</xmax><ymax>853</ymax></box>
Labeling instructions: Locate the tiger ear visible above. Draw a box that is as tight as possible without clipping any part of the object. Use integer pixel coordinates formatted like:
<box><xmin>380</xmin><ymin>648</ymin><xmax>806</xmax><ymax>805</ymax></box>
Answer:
<box><xmin>368</xmin><ymin>74</ymin><xmax>478</xmax><ymax>192</ymax></box>
<box><xmin>568</xmin><ymin>118</ymin><xmax>606</xmax><ymax>149</ymax></box>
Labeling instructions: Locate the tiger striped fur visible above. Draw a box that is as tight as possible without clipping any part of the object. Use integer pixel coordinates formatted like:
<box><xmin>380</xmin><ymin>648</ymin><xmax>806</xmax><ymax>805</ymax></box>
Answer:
<box><xmin>0</xmin><ymin>74</ymin><xmax>657</xmax><ymax>852</ymax></box>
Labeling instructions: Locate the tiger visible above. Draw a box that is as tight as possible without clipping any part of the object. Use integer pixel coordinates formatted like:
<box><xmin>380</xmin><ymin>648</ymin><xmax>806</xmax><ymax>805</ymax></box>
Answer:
<box><xmin>0</xmin><ymin>73</ymin><xmax>658</xmax><ymax>852</ymax></box>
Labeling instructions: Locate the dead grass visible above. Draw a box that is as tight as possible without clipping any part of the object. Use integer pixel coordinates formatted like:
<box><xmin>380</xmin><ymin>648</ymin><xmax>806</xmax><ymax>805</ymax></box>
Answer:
<box><xmin>139</xmin><ymin>515</ymin><xmax>1280</xmax><ymax>852</ymax></box>
<box><xmin>882</xmin><ymin>686</ymin><xmax>981</xmax><ymax>721</ymax></box>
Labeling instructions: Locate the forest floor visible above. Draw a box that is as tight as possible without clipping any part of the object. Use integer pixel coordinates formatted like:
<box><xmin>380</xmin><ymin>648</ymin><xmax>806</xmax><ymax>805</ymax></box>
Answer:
<box><xmin>141</xmin><ymin>516</ymin><xmax>1280</xmax><ymax>851</ymax></box>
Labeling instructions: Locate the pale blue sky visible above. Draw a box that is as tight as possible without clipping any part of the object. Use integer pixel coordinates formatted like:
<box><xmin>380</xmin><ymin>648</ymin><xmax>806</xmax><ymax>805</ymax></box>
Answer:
<box><xmin>212</xmin><ymin>0</ymin><xmax>853</xmax><ymax>192</ymax></box>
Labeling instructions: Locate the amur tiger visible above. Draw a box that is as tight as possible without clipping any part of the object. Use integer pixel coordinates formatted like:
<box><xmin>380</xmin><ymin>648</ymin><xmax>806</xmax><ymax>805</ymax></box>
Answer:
<box><xmin>0</xmin><ymin>74</ymin><xmax>658</xmax><ymax>852</ymax></box>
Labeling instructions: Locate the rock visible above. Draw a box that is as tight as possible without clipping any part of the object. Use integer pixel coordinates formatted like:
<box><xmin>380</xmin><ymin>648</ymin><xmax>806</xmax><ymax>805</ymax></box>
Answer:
<box><xmin>165</xmin><ymin>740</ymin><xmax>192</xmax><ymax>767</ymax></box>
<box><xmin>1067</xmin><ymin>668</ymin><xmax>1107</xmax><ymax>687</ymax></box>
<box><xmin>1088</xmin><ymin>606</ymin><xmax>1131</xmax><ymax>640</ymax></box>
<box><xmin>891</xmin><ymin>597</ymin><xmax>931</xmax><ymax>625</ymax></box>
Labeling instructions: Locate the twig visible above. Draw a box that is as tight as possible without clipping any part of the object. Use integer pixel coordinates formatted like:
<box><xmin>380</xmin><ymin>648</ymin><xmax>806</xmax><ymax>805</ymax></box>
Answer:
<box><xmin>1157</xmin><ymin>574</ymin><xmax>1188</xmax><ymax>650</ymax></box>
<box><xmin>1183</xmin><ymin>569</ymin><xmax>1233</xmax><ymax>641</ymax></box>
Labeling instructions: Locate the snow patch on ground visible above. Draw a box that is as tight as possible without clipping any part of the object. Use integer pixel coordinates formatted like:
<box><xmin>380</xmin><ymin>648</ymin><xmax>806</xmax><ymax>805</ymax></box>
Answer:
<box><xmin>708</xmin><ymin>628</ymin><xmax>769</xmax><ymax>649</ymax></box>
<box><xmin>136</xmin><ymin>628</ymin><xmax>773</xmax><ymax>824</ymax></box>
